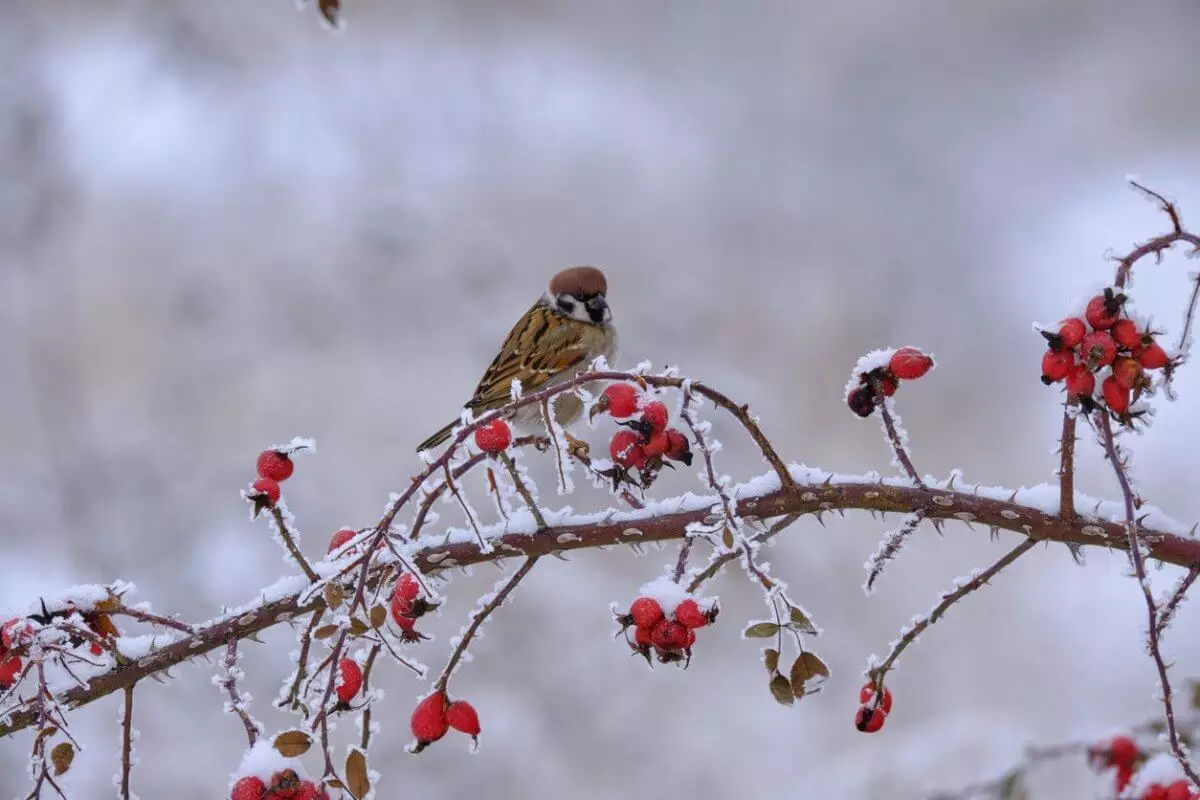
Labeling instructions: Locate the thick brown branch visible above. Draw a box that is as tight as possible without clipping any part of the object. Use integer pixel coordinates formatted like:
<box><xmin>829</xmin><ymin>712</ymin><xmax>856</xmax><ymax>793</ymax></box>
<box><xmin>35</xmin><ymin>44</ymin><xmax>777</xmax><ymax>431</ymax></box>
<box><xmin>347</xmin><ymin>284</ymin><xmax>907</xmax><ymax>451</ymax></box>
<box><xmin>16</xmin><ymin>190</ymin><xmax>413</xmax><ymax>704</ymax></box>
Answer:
<box><xmin>3</xmin><ymin>477</ymin><xmax>1199</xmax><ymax>738</ymax></box>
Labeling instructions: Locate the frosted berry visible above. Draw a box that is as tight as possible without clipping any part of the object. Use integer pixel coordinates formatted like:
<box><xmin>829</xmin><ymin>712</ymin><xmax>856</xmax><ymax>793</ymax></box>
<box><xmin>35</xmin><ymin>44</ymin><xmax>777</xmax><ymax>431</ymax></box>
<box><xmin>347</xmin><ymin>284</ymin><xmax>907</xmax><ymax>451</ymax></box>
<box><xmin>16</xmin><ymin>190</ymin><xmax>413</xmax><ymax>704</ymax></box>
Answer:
<box><xmin>257</xmin><ymin>450</ymin><xmax>294</xmax><ymax>482</ymax></box>
<box><xmin>327</xmin><ymin>528</ymin><xmax>356</xmax><ymax>554</ymax></box>
<box><xmin>1065</xmin><ymin>363</ymin><xmax>1095</xmax><ymax>400</ymax></box>
<box><xmin>1112</xmin><ymin>357</ymin><xmax>1146</xmax><ymax>392</ymax></box>
<box><xmin>231</xmin><ymin>776</ymin><xmax>267</xmax><ymax>800</ymax></box>
<box><xmin>336</xmin><ymin>658</ymin><xmax>363</xmax><ymax>705</ymax></box>
<box><xmin>643</xmin><ymin>430</ymin><xmax>669</xmax><ymax>457</ymax></box>
<box><xmin>446</xmin><ymin>700</ymin><xmax>481</xmax><ymax>740</ymax></box>
<box><xmin>650</xmin><ymin>619</ymin><xmax>689</xmax><ymax>651</ymax></box>
<box><xmin>474</xmin><ymin>418</ymin><xmax>512</xmax><ymax>453</ymax></box>
<box><xmin>888</xmin><ymin>347</ymin><xmax>934</xmax><ymax>380</ymax></box>
<box><xmin>268</xmin><ymin>769</ymin><xmax>302</xmax><ymax>795</ymax></box>
<box><xmin>629</xmin><ymin>597</ymin><xmax>665</xmax><ymax>629</ymax></box>
<box><xmin>0</xmin><ymin>654</ymin><xmax>22</xmax><ymax>687</ymax></box>
<box><xmin>847</xmin><ymin>386</ymin><xmax>877</xmax><ymax>418</ymax></box>
<box><xmin>411</xmin><ymin>691</ymin><xmax>450</xmax><ymax>747</ymax></box>
<box><xmin>1106</xmin><ymin>735</ymin><xmax>1137</xmax><ymax>767</ymax></box>
<box><xmin>859</xmin><ymin>682</ymin><xmax>893</xmax><ymax>714</ymax></box>
<box><xmin>1081</xmin><ymin>330</ymin><xmax>1117</xmax><ymax>368</ymax></box>
<box><xmin>394</xmin><ymin>572</ymin><xmax>420</xmax><ymax>603</ymax></box>
<box><xmin>251</xmin><ymin>478</ymin><xmax>280</xmax><ymax>507</ymax></box>
<box><xmin>633</xmin><ymin>625</ymin><xmax>654</xmax><ymax>648</ymax></box>
<box><xmin>875</xmin><ymin>373</ymin><xmax>899</xmax><ymax>396</ymax></box>
<box><xmin>1041</xmin><ymin>350</ymin><xmax>1074</xmax><ymax>384</ymax></box>
<box><xmin>1137</xmin><ymin>341</ymin><xmax>1170</xmax><ymax>370</ymax></box>
<box><xmin>602</xmin><ymin>384</ymin><xmax>639</xmax><ymax>418</ymax></box>
<box><xmin>2</xmin><ymin>618</ymin><xmax>34</xmax><ymax>651</ymax></box>
<box><xmin>855</xmin><ymin>705</ymin><xmax>886</xmax><ymax>733</ymax></box>
<box><xmin>1085</xmin><ymin>290</ymin><xmax>1125</xmax><ymax>330</ymax></box>
<box><xmin>1112</xmin><ymin>319</ymin><xmax>1142</xmax><ymax>350</ymax></box>
<box><xmin>663</xmin><ymin>429</ymin><xmax>692</xmax><ymax>465</ymax></box>
<box><xmin>610</xmin><ymin>430</ymin><xmax>648</xmax><ymax>470</ymax></box>
<box><xmin>1055</xmin><ymin>318</ymin><xmax>1088</xmax><ymax>350</ymax></box>
<box><xmin>1164</xmin><ymin>781</ymin><xmax>1192</xmax><ymax>800</ymax></box>
<box><xmin>684</xmin><ymin>627</ymin><xmax>697</xmax><ymax>649</ymax></box>
<box><xmin>640</xmin><ymin>400</ymin><xmax>669</xmax><ymax>432</ymax></box>
<box><xmin>674</xmin><ymin>598</ymin><xmax>712</xmax><ymax>629</ymax></box>
<box><xmin>1102</xmin><ymin>376</ymin><xmax>1131</xmax><ymax>415</ymax></box>
<box><xmin>1142</xmin><ymin>785</ymin><xmax>1168</xmax><ymax>800</ymax></box>
<box><xmin>293</xmin><ymin>783</ymin><xmax>328</xmax><ymax>800</ymax></box>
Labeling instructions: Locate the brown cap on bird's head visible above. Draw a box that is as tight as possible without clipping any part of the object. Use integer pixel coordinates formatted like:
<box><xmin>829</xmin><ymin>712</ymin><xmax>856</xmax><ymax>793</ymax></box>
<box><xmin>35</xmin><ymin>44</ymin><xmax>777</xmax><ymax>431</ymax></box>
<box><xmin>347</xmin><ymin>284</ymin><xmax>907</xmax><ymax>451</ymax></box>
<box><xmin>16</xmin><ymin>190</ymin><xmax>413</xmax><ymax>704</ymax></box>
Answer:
<box><xmin>549</xmin><ymin>266</ymin><xmax>607</xmax><ymax>298</ymax></box>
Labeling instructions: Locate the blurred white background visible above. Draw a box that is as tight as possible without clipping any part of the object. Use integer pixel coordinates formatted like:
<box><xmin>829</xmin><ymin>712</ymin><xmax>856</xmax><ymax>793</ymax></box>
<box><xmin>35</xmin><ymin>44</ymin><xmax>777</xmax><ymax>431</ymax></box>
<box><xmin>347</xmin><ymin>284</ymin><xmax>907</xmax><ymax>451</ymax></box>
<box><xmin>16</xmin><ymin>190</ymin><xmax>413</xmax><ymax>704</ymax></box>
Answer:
<box><xmin>2</xmin><ymin>1</ymin><xmax>1200</xmax><ymax>797</ymax></box>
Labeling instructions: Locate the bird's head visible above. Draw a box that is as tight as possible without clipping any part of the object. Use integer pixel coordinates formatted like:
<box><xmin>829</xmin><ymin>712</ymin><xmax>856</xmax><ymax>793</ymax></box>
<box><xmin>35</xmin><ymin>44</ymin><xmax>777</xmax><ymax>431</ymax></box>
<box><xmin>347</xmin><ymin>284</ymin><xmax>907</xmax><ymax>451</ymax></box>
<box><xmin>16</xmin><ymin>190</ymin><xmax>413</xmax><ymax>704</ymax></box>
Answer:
<box><xmin>546</xmin><ymin>266</ymin><xmax>611</xmax><ymax>325</ymax></box>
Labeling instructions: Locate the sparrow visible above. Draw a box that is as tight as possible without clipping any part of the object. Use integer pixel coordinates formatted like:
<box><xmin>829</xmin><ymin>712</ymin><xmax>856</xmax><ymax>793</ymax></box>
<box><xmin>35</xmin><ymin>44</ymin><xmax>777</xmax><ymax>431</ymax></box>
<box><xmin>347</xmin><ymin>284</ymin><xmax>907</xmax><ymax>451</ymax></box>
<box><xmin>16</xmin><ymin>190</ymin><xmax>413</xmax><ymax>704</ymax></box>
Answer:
<box><xmin>417</xmin><ymin>266</ymin><xmax>618</xmax><ymax>452</ymax></box>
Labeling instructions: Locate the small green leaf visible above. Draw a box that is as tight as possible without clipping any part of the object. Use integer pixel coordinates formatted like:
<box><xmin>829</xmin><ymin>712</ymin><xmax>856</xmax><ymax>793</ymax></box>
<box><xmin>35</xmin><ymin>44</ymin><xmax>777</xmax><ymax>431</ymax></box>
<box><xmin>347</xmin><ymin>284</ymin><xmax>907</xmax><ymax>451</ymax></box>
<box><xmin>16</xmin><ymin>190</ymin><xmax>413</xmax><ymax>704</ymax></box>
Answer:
<box><xmin>769</xmin><ymin>674</ymin><xmax>794</xmax><ymax>706</ymax></box>
<box><xmin>763</xmin><ymin>648</ymin><xmax>780</xmax><ymax>675</ymax></box>
<box><xmin>787</xmin><ymin>606</ymin><xmax>818</xmax><ymax>635</ymax></box>
<box><xmin>744</xmin><ymin>622</ymin><xmax>780</xmax><ymax>639</ymax></box>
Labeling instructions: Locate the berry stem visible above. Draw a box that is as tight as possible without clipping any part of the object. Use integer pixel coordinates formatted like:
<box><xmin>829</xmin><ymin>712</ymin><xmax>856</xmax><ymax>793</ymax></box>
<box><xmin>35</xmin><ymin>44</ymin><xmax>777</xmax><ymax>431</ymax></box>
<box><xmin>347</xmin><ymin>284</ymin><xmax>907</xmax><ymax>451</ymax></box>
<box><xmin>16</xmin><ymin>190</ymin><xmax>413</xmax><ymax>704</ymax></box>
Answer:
<box><xmin>499</xmin><ymin>452</ymin><xmax>547</xmax><ymax>532</ymax></box>
<box><xmin>269</xmin><ymin>506</ymin><xmax>320</xmax><ymax>584</ymax></box>
<box><xmin>1098</xmin><ymin>411</ymin><xmax>1200</xmax><ymax>785</ymax></box>
<box><xmin>874</xmin><ymin>394</ymin><xmax>925</xmax><ymax>488</ymax></box>
<box><xmin>1058</xmin><ymin>411</ymin><xmax>1077</xmax><ymax>520</ymax></box>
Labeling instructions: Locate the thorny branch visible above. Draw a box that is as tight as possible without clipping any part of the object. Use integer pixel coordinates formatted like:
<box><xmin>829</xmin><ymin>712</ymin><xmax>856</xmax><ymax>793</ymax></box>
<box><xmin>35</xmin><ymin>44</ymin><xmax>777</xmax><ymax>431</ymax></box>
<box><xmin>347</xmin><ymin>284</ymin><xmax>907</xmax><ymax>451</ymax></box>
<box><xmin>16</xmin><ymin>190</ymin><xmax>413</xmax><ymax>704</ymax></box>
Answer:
<box><xmin>119</xmin><ymin>685</ymin><xmax>134</xmax><ymax>800</ymax></box>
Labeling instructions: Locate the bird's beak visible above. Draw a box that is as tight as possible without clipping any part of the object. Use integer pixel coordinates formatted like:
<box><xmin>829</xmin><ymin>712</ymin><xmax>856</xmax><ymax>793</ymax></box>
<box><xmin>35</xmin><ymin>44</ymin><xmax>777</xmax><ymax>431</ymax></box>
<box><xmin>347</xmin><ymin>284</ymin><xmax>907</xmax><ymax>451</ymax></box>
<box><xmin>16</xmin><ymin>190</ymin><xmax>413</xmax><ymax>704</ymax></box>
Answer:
<box><xmin>585</xmin><ymin>295</ymin><xmax>610</xmax><ymax>323</ymax></box>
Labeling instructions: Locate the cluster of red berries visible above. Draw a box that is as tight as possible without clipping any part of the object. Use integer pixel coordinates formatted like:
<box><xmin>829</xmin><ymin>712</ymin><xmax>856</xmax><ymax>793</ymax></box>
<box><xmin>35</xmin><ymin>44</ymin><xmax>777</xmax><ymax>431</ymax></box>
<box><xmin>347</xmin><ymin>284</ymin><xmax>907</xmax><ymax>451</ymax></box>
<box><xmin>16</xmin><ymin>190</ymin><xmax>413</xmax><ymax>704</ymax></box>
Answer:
<box><xmin>410</xmin><ymin>690</ymin><xmax>481</xmax><ymax>752</ymax></box>
<box><xmin>1087</xmin><ymin>736</ymin><xmax>1198</xmax><ymax>799</ymax></box>
<box><xmin>1040</xmin><ymin>288</ymin><xmax>1172</xmax><ymax>418</ymax></box>
<box><xmin>599</xmin><ymin>384</ymin><xmax>693</xmax><ymax>474</ymax></box>
<box><xmin>247</xmin><ymin>449</ymin><xmax>296</xmax><ymax>516</ymax></box>
<box><xmin>231</xmin><ymin>769</ymin><xmax>327</xmax><ymax>800</ymax></box>
<box><xmin>0</xmin><ymin>618</ymin><xmax>35</xmax><ymax>688</ymax></box>
<box><xmin>846</xmin><ymin>348</ymin><xmax>935</xmax><ymax>418</ymax></box>
<box><xmin>474</xmin><ymin>417</ymin><xmax>512</xmax><ymax>454</ymax></box>
<box><xmin>616</xmin><ymin>593</ymin><xmax>718</xmax><ymax>666</ymax></box>
<box><xmin>389</xmin><ymin>572</ymin><xmax>436</xmax><ymax>643</ymax></box>
<box><xmin>854</xmin><ymin>681</ymin><xmax>892</xmax><ymax>733</ymax></box>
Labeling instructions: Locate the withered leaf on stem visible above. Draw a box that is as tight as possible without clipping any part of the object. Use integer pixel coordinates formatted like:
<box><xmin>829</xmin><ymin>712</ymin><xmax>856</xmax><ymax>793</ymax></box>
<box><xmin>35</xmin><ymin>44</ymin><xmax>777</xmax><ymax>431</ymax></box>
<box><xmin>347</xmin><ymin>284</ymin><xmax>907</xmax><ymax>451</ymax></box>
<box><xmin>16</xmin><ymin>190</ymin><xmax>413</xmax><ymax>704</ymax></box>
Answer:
<box><xmin>50</xmin><ymin>741</ymin><xmax>74</xmax><ymax>775</ymax></box>
<box><xmin>744</xmin><ymin>622</ymin><xmax>781</xmax><ymax>639</ymax></box>
<box><xmin>318</xmin><ymin>0</ymin><xmax>340</xmax><ymax>26</ymax></box>
<box><xmin>324</xmin><ymin>583</ymin><xmax>345</xmax><ymax>611</ymax></box>
<box><xmin>273</xmin><ymin>729</ymin><xmax>313</xmax><ymax>758</ymax></box>
<box><xmin>1189</xmin><ymin>680</ymin><xmax>1200</xmax><ymax>711</ymax></box>
<box><xmin>789</xmin><ymin>652</ymin><xmax>830</xmax><ymax>697</ymax></box>
<box><xmin>313</xmin><ymin>624</ymin><xmax>338</xmax><ymax>640</ymax></box>
<box><xmin>346</xmin><ymin>748</ymin><xmax>371</xmax><ymax>799</ymax></box>
<box><xmin>787</xmin><ymin>606</ymin><xmax>818</xmax><ymax>635</ymax></box>
<box><xmin>35</xmin><ymin>726</ymin><xmax>58</xmax><ymax>746</ymax></box>
<box><xmin>348</xmin><ymin>617</ymin><xmax>371</xmax><ymax>637</ymax></box>
<box><xmin>763</xmin><ymin>648</ymin><xmax>780</xmax><ymax>675</ymax></box>
<box><xmin>721</xmin><ymin>527</ymin><xmax>735</xmax><ymax>549</ymax></box>
<box><xmin>769</xmin><ymin>674</ymin><xmax>794</xmax><ymax>706</ymax></box>
<box><xmin>369</xmin><ymin>604</ymin><xmax>388</xmax><ymax>630</ymax></box>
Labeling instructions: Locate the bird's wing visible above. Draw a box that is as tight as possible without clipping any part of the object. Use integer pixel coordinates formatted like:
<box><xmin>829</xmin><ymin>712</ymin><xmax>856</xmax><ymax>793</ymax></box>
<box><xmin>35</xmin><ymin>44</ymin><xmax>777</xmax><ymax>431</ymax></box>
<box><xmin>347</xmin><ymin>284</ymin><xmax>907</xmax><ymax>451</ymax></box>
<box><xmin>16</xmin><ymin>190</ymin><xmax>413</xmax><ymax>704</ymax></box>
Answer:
<box><xmin>465</xmin><ymin>303</ymin><xmax>593</xmax><ymax>413</ymax></box>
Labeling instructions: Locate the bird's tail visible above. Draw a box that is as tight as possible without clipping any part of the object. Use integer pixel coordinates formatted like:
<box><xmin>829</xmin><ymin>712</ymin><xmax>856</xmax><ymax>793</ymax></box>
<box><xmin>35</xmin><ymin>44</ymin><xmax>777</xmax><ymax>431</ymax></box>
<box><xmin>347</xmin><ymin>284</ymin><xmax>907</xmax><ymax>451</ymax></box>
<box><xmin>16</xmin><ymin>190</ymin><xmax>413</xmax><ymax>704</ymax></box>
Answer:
<box><xmin>416</xmin><ymin>420</ymin><xmax>457</xmax><ymax>453</ymax></box>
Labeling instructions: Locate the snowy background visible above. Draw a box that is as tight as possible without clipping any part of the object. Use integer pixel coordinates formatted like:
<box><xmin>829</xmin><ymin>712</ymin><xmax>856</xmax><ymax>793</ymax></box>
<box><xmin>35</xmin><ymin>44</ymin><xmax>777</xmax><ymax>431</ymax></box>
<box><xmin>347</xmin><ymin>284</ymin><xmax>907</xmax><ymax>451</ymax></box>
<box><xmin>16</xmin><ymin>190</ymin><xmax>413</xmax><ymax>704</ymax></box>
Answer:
<box><xmin>2</xmin><ymin>1</ymin><xmax>1200</xmax><ymax>797</ymax></box>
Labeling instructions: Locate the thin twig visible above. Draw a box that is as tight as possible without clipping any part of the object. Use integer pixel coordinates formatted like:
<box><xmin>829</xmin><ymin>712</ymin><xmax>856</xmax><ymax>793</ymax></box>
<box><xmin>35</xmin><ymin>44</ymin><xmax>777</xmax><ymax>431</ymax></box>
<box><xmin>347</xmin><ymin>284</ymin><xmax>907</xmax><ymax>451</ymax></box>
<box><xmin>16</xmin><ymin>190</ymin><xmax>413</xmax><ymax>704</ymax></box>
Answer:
<box><xmin>111</xmin><ymin>605</ymin><xmax>194</xmax><ymax>634</ymax></box>
<box><xmin>269</xmin><ymin>506</ymin><xmax>320</xmax><ymax>584</ymax></box>
<box><xmin>876</xmin><ymin>396</ymin><xmax>924</xmax><ymax>488</ymax></box>
<box><xmin>499</xmin><ymin>452</ymin><xmax>547</xmax><ymax>531</ymax></box>
<box><xmin>864</xmin><ymin>510</ymin><xmax>928</xmax><ymax>593</ymax></box>
<box><xmin>119</xmin><ymin>685</ymin><xmax>134</xmax><ymax>799</ymax></box>
<box><xmin>219</xmin><ymin>639</ymin><xmax>260</xmax><ymax>747</ymax></box>
<box><xmin>359</xmin><ymin>644</ymin><xmax>382</xmax><ymax>750</ymax></box>
<box><xmin>871</xmin><ymin>538</ymin><xmax>1037</xmax><ymax>684</ymax></box>
<box><xmin>1099</xmin><ymin>412</ymin><xmax>1200</xmax><ymax>784</ymax></box>
<box><xmin>1157</xmin><ymin>568</ymin><xmax>1200</xmax><ymax>637</ymax></box>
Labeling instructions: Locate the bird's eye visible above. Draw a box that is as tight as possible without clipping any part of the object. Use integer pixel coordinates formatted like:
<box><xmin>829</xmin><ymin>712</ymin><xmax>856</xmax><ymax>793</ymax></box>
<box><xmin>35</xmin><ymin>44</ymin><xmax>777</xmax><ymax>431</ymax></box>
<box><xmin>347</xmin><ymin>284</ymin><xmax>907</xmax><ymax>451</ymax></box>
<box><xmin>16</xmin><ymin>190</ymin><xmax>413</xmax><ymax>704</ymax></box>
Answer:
<box><xmin>556</xmin><ymin>296</ymin><xmax>576</xmax><ymax>314</ymax></box>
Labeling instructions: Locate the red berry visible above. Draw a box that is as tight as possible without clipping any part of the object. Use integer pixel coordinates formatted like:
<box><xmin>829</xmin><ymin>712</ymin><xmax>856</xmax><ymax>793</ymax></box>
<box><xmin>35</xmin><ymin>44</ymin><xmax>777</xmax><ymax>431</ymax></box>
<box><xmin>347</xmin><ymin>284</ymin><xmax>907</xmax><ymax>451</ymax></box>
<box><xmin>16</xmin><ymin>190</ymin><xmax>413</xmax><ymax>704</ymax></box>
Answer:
<box><xmin>610</xmin><ymin>430</ymin><xmax>647</xmax><ymax>470</ymax></box>
<box><xmin>650</xmin><ymin>619</ymin><xmax>689</xmax><ymax>651</ymax></box>
<box><xmin>663</xmin><ymin>429</ymin><xmax>691</xmax><ymax>463</ymax></box>
<box><xmin>474</xmin><ymin>418</ymin><xmax>512</xmax><ymax>454</ymax></box>
<box><xmin>336</xmin><ymin>658</ymin><xmax>363</xmax><ymax>705</ymax></box>
<box><xmin>629</xmin><ymin>597</ymin><xmax>664</xmax><ymax>629</ymax></box>
<box><xmin>0</xmin><ymin>654</ymin><xmax>21</xmax><ymax>687</ymax></box>
<box><xmin>2</xmin><ymin>618</ymin><xmax>34</xmax><ymax>651</ymax></box>
<box><xmin>446</xmin><ymin>700</ymin><xmax>481</xmax><ymax>739</ymax></box>
<box><xmin>327</xmin><ymin>528</ymin><xmax>356</xmax><ymax>554</ymax></box>
<box><xmin>854</xmin><ymin>705</ymin><xmax>886</xmax><ymax>733</ymax></box>
<box><xmin>684</xmin><ymin>627</ymin><xmax>696</xmax><ymax>649</ymax></box>
<box><xmin>257</xmin><ymin>450</ymin><xmax>294</xmax><ymax>482</ymax></box>
<box><xmin>888</xmin><ymin>347</ymin><xmax>934</xmax><ymax>380</ymax></box>
<box><xmin>268</xmin><ymin>769</ymin><xmax>302</xmax><ymax>796</ymax></box>
<box><xmin>876</xmin><ymin>374</ymin><xmax>899</xmax><ymax>396</ymax></box>
<box><xmin>1058</xmin><ymin>318</ymin><xmax>1087</xmax><ymax>349</ymax></box>
<box><xmin>858</xmin><ymin>682</ymin><xmax>893</xmax><ymax>714</ymax></box>
<box><xmin>847</xmin><ymin>386</ymin><xmax>877</xmax><ymax>417</ymax></box>
<box><xmin>251</xmin><ymin>478</ymin><xmax>280</xmax><ymax>507</ymax></box>
<box><xmin>394</xmin><ymin>573</ymin><xmax>420</xmax><ymax>603</ymax></box>
<box><xmin>1112</xmin><ymin>319</ymin><xmax>1142</xmax><ymax>349</ymax></box>
<box><xmin>411</xmin><ymin>691</ymin><xmax>450</xmax><ymax>745</ymax></box>
<box><xmin>1065</xmin><ymin>363</ymin><xmax>1096</xmax><ymax>399</ymax></box>
<box><xmin>1041</xmin><ymin>349</ymin><xmax>1074</xmax><ymax>384</ymax></box>
<box><xmin>1137</xmin><ymin>341</ymin><xmax>1170</xmax><ymax>370</ymax></box>
<box><xmin>1108</xmin><ymin>735</ymin><xmax>1138</xmax><ymax>768</ymax></box>
<box><xmin>1165</xmin><ymin>781</ymin><xmax>1192</xmax><ymax>800</ymax></box>
<box><xmin>640</xmin><ymin>400</ymin><xmax>669</xmax><ymax>432</ymax></box>
<box><xmin>1081</xmin><ymin>330</ymin><xmax>1117</xmax><ymax>367</ymax></box>
<box><xmin>1143</xmin><ymin>785</ymin><xmax>1168</xmax><ymax>800</ymax></box>
<box><xmin>1114</xmin><ymin>763</ymin><xmax>1134</xmax><ymax>793</ymax></box>
<box><xmin>1113</xmin><ymin>357</ymin><xmax>1146</xmax><ymax>392</ymax></box>
<box><xmin>602</xmin><ymin>384</ymin><xmax>639</xmax><ymax>418</ymax></box>
<box><xmin>393</xmin><ymin>612</ymin><xmax>417</xmax><ymax>636</ymax></box>
<box><xmin>643</xmin><ymin>430</ymin><xmax>669</xmax><ymax>457</ymax></box>
<box><xmin>674</xmin><ymin>598</ymin><xmax>710</xmax><ymax>629</ymax></box>
<box><xmin>1103</xmin><ymin>376</ymin><xmax>1131</xmax><ymax>414</ymax></box>
<box><xmin>231</xmin><ymin>776</ymin><xmax>267</xmax><ymax>800</ymax></box>
<box><xmin>634</xmin><ymin>625</ymin><xmax>654</xmax><ymax>647</ymax></box>
<box><xmin>390</xmin><ymin>593</ymin><xmax>414</xmax><ymax>625</ymax></box>
<box><xmin>293</xmin><ymin>782</ymin><xmax>328</xmax><ymax>800</ymax></box>
<box><xmin>1086</xmin><ymin>291</ymin><xmax>1124</xmax><ymax>330</ymax></box>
